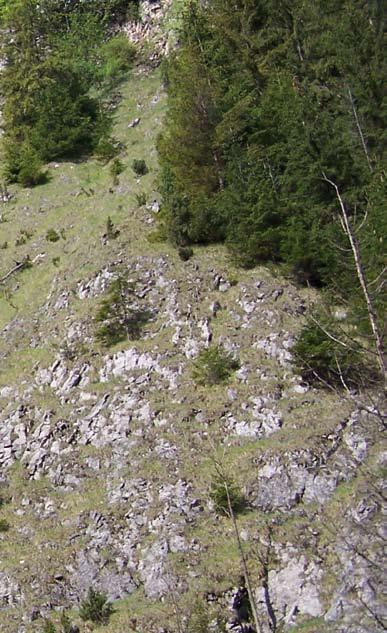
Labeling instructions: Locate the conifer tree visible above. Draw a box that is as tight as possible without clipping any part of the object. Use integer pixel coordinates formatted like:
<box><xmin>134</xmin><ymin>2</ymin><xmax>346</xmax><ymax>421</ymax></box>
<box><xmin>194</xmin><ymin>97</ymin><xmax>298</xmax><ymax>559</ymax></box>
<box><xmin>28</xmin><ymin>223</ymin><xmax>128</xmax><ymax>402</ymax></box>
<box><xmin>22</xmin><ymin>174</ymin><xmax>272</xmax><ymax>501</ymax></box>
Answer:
<box><xmin>0</xmin><ymin>0</ymin><xmax>138</xmax><ymax>185</ymax></box>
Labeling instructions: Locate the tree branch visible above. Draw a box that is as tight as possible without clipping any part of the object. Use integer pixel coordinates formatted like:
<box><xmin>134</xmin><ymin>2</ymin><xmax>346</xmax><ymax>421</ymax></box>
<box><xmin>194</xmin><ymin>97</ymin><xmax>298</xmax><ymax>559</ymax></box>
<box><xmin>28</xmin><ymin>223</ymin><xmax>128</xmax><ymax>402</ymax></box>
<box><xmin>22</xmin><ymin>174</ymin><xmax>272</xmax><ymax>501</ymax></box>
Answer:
<box><xmin>322</xmin><ymin>174</ymin><xmax>385</xmax><ymax>384</ymax></box>
<box><xmin>347</xmin><ymin>87</ymin><xmax>373</xmax><ymax>173</ymax></box>
<box><xmin>0</xmin><ymin>256</ymin><xmax>31</xmax><ymax>284</ymax></box>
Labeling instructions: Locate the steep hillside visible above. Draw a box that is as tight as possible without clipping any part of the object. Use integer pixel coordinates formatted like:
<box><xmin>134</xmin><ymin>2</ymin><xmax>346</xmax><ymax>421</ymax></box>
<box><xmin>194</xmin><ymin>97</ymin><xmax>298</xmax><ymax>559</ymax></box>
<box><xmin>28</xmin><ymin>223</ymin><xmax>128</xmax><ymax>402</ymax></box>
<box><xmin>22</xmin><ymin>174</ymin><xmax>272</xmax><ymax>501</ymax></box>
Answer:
<box><xmin>0</xmin><ymin>3</ymin><xmax>385</xmax><ymax>633</ymax></box>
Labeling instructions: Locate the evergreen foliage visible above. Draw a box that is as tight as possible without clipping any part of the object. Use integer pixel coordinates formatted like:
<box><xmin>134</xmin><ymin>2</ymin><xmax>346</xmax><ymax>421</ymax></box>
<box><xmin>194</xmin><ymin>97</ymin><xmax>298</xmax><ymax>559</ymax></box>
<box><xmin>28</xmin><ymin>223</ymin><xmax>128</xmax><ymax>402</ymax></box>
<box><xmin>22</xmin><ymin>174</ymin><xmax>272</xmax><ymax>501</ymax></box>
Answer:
<box><xmin>132</xmin><ymin>159</ymin><xmax>149</xmax><ymax>176</ymax></box>
<box><xmin>60</xmin><ymin>611</ymin><xmax>78</xmax><ymax>633</ymax></box>
<box><xmin>192</xmin><ymin>345</ymin><xmax>240</xmax><ymax>386</ymax></box>
<box><xmin>0</xmin><ymin>518</ymin><xmax>10</xmax><ymax>532</ymax></box>
<box><xmin>158</xmin><ymin>0</ymin><xmax>386</xmax><ymax>386</ymax></box>
<box><xmin>159</xmin><ymin>0</ymin><xmax>386</xmax><ymax>280</ymax></box>
<box><xmin>292</xmin><ymin>317</ymin><xmax>377</xmax><ymax>389</ymax></box>
<box><xmin>178</xmin><ymin>246</ymin><xmax>194</xmax><ymax>261</ymax></box>
<box><xmin>110</xmin><ymin>158</ymin><xmax>126</xmax><ymax>185</ymax></box>
<box><xmin>135</xmin><ymin>192</ymin><xmax>147</xmax><ymax>206</ymax></box>
<box><xmin>95</xmin><ymin>277</ymin><xmax>152</xmax><ymax>347</ymax></box>
<box><xmin>0</xmin><ymin>0</ymin><xmax>138</xmax><ymax>184</ymax></box>
<box><xmin>46</xmin><ymin>229</ymin><xmax>60</xmax><ymax>243</ymax></box>
<box><xmin>209</xmin><ymin>472</ymin><xmax>245</xmax><ymax>516</ymax></box>
<box><xmin>187</xmin><ymin>600</ymin><xmax>210</xmax><ymax>633</ymax></box>
<box><xmin>106</xmin><ymin>216</ymin><xmax>120</xmax><ymax>240</ymax></box>
<box><xmin>101</xmin><ymin>34</ymin><xmax>137</xmax><ymax>85</ymax></box>
<box><xmin>79</xmin><ymin>586</ymin><xmax>114</xmax><ymax>624</ymax></box>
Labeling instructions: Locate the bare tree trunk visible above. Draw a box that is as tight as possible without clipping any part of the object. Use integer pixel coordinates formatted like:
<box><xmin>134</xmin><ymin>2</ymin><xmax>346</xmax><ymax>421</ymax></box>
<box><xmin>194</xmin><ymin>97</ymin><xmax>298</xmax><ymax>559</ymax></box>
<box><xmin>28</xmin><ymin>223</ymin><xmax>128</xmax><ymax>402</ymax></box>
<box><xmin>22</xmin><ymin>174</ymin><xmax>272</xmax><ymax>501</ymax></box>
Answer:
<box><xmin>257</xmin><ymin>528</ymin><xmax>277</xmax><ymax>632</ymax></box>
<box><xmin>0</xmin><ymin>256</ymin><xmax>31</xmax><ymax>284</ymax></box>
<box><xmin>223</xmin><ymin>479</ymin><xmax>264</xmax><ymax>633</ymax></box>
<box><xmin>347</xmin><ymin>88</ymin><xmax>373</xmax><ymax>173</ymax></box>
<box><xmin>322</xmin><ymin>174</ymin><xmax>385</xmax><ymax>384</ymax></box>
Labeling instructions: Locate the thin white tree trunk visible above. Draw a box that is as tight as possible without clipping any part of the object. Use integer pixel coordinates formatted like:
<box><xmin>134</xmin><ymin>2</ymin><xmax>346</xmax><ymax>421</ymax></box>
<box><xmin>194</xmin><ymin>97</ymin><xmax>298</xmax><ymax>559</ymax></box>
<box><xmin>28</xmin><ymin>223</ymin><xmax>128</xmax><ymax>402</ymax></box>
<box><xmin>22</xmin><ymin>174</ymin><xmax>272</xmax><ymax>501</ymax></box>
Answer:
<box><xmin>0</xmin><ymin>257</ymin><xmax>30</xmax><ymax>284</ymax></box>
<box><xmin>347</xmin><ymin>88</ymin><xmax>373</xmax><ymax>173</ymax></box>
<box><xmin>224</xmin><ymin>480</ymin><xmax>264</xmax><ymax>633</ymax></box>
<box><xmin>323</xmin><ymin>174</ymin><xmax>385</xmax><ymax>384</ymax></box>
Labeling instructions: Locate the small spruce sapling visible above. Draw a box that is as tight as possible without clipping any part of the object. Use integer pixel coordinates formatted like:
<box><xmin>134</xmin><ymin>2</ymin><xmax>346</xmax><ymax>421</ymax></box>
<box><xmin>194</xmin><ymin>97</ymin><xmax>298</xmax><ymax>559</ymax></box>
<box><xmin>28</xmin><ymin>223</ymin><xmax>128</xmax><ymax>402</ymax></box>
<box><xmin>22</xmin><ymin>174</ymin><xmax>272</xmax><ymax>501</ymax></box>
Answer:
<box><xmin>46</xmin><ymin>229</ymin><xmax>60</xmax><ymax>242</ymax></box>
<box><xmin>109</xmin><ymin>157</ymin><xmax>125</xmax><ymax>185</ymax></box>
<box><xmin>209</xmin><ymin>471</ymin><xmax>245</xmax><ymax>516</ymax></box>
<box><xmin>0</xmin><ymin>518</ymin><xmax>10</xmax><ymax>532</ymax></box>
<box><xmin>106</xmin><ymin>216</ymin><xmax>120</xmax><ymax>239</ymax></box>
<box><xmin>132</xmin><ymin>159</ymin><xmax>149</xmax><ymax>176</ymax></box>
<box><xmin>79</xmin><ymin>587</ymin><xmax>114</xmax><ymax>624</ymax></box>
<box><xmin>95</xmin><ymin>276</ymin><xmax>151</xmax><ymax>347</ymax></box>
<box><xmin>192</xmin><ymin>345</ymin><xmax>239</xmax><ymax>386</ymax></box>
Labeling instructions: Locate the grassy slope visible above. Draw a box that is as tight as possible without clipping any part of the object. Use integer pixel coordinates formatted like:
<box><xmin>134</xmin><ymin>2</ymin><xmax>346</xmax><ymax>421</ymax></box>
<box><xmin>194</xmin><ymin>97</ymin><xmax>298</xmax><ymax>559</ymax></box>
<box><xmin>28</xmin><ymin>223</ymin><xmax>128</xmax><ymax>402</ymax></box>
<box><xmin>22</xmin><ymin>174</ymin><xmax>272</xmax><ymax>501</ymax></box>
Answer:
<box><xmin>0</xmin><ymin>22</ymin><xmax>384</xmax><ymax>633</ymax></box>
<box><xmin>0</xmin><ymin>67</ymin><xmax>164</xmax><ymax>362</ymax></box>
<box><xmin>0</xmin><ymin>66</ymin><xmax>170</xmax><ymax>631</ymax></box>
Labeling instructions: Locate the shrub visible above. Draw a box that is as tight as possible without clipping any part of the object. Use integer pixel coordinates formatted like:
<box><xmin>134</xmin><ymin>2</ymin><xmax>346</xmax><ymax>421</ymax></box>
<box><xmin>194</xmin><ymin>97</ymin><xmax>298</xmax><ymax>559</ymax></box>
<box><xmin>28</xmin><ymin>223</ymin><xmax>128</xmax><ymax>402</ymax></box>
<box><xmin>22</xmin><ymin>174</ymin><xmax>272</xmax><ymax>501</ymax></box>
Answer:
<box><xmin>147</xmin><ymin>225</ymin><xmax>168</xmax><ymax>243</ymax></box>
<box><xmin>187</xmin><ymin>600</ymin><xmax>210</xmax><ymax>633</ymax></box>
<box><xmin>60</xmin><ymin>611</ymin><xmax>76</xmax><ymax>633</ymax></box>
<box><xmin>292</xmin><ymin>318</ymin><xmax>376</xmax><ymax>389</ymax></box>
<box><xmin>46</xmin><ymin>229</ymin><xmax>60</xmax><ymax>242</ymax></box>
<box><xmin>15</xmin><ymin>229</ymin><xmax>33</xmax><ymax>246</ymax></box>
<box><xmin>209</xmin><ymin>472</ymin><xmax>245</xmax><ymax>516</ymax></box>
<box><xmin>15</xmin><ymin>143</ymin><xmax>46</xmax><ymax>187</ymax></box>
<box><xmin>135</xmin><ymin>192</ymin><xmax>147</xmax><ymax>206</ymax></box>
<box><xmin>178</xmin><ymin>246</ymin><xmax>194</xmax><ymax>261</ymax></box>
<box><xmin>109</xmin><ymin>157</ymin><xmax>125</xmax><ymax>184</ymax></box>
<box><xmin>95</xmin><ymin>276</ymin><xmax>152</xmax><ymax>347</ymax></box>
<box><xmin>192</xmin><ymin>345</ymin><xmax>240</xmax><ymax>386</ymax></box>
<box><xmin>132</xmin><ymin>159</ymin><xmax>148</xmax><ymax>176</ymax></box>
<box><xmin>106</xmin><ymin>216</ymin><xmax>120</xmax><ymax>239</ymax></box>
<box><xmin>0</xmin><ymin>518</ymin><xmax>10</xmax><ymax>532</ymax></box>
<box><xmin>102</xmin><ymin>34</ymin><xmax>136</xmax><ymax>83</ymax></box>
<box><xmin>95</xmin><ymin>136</ymin><xmax>121</xmax><ymax>163</ymax></box>
<box><xmin>79</xmin><ymin>587</ymin><xmax>114</xmax><ymax>624</ymax></box>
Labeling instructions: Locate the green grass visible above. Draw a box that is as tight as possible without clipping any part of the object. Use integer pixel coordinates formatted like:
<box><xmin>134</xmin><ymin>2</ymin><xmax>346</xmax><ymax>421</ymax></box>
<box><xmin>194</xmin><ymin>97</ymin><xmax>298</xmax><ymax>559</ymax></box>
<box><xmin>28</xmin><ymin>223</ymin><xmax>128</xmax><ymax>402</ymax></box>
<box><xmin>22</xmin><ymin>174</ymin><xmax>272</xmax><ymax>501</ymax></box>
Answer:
<box><xmin>288</xmin><ymin>618</ymin><xmax>328</xmax><ymax>632</ymax></box>
<box><xmin>0</xmin><ymin>35</ymin><xmax>382</xmax><ymax>633</ymax></box>
<box><xmin>0</xmin><ymin>67</ymin><xmax>168</xmax><ymax>397</ymax></box>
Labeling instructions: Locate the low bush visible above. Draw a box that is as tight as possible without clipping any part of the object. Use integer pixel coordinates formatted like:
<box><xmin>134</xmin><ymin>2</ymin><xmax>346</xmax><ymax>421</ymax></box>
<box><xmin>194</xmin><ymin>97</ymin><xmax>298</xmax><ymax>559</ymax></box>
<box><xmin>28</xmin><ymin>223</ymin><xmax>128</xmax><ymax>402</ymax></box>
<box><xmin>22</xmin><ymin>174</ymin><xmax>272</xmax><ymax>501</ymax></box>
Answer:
<box><xmin>42</xmin><ymin>621</ymin><xmax>56</xmax><ymax>633</ymax></box>
<box><xmin>209</xmin><ymin>472</ymin><xmax>245</xmax><ymax>516</ymax></box>
<box><xmin>192</xmin><ymin>345</ymin><xmax>239</xmax><ymax>386</ymax></box>
<box><xmin>95</xmin><ymin>136</ymin><xmax>121</xmax><ymax>163</ymax></box>
<box><xmin>109</xmin><ymin>157</ymin><xmax>125</xmax><ymax>184</ymax></box>
<box><xmin>46</xmin><ymin>229</ymin><xmax>60</xmax><ymax>242</ymax></box>
<box><xmin>95</xmin><ymin>276</ymin><xmax>152</xmax><ymax>347</ymax></box>
<box><xmin>147</xmin><ymin>224</ymin><xmax>168</xmax><ymax>243</ymax></box>
<box><xmin>60</xmin><ymin>611</ymin><xmax>77</xmax><ymax>633</ymax></box>
<box><xmin>178</xmin><ymin>246</ymin><xmax>194</xmax><ymax>261</ymax></box>
<box><xmin>105</xmin><ymin>216</ymin><xmax>120</xmax><ymax>239</ymax></box>
<box><xmin>15</xmin><ymin>229</ymin><xmax>33</xmax><ymax>246</ymax></box>
<box><xmin>79</xmin><ymin>587</ymin><xmax>114</xmax><ymax>624</ymax></box>
<box><xmin>0</xmin><ymin>518</ymin><xmax>10</xmax><ymax>532</ymax></box>
<box><xmin>132</xmin><ymin>159</ymin><xmax>148</xmax><ymax>176</ymax></box>
<box><xmin>187</xmin><ymin>600</ymin><xmax>210</xmax><ymax>633</ymax></box>
<box><xmin>292</xmin><ymin>317</ymin><xmax>376</xmax><ymax>389</ymax></box>
<box><xmin>15</xmin><ymin>143</ymin><xmax>47</xmax><ymax>187</ymax></box>
<box><xmin>102</xmin><ymin>34</ymin><xmax>136</xmax><ymax>84</ymax></box>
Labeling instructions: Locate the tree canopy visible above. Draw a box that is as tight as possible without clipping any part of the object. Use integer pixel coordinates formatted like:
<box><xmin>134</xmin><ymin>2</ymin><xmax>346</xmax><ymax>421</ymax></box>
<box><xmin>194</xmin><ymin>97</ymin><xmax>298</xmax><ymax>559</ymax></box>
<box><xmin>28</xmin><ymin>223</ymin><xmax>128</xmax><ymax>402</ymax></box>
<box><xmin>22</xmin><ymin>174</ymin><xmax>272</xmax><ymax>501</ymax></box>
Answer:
<box><xmin>157</xmin><ymin>0</ymin><xmax>386</xmax><ymax>383</ymax></box>
<box><xmin>0</xmin><ymin>0</ymin><xmax>139</xmax><ymax>184</ymax></box>
<box><xmin>159</xmin><ymin>0</ymin><xmax>386</xmax><ymax>281</ymax></box>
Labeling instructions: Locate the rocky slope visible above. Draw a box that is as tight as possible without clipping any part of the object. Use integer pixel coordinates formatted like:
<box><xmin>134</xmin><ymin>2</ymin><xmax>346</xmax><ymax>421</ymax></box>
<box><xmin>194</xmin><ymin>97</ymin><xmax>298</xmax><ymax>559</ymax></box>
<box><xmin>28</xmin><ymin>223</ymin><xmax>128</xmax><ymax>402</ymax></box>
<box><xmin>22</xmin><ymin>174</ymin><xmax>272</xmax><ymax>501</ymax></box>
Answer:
<box><xmin>0</xmin><ymin>2</ymin><xmax>385</xmax><ymax>632</ymax></box>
